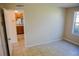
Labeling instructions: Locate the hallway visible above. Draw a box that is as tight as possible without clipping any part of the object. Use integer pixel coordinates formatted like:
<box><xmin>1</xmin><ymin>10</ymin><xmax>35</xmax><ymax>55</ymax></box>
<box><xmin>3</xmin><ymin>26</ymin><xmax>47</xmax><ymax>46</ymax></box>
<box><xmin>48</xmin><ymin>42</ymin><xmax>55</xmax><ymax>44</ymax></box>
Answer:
<box><xmin>12</xmin><ymin>34</ymin><xmax>25</xmax><ymax>56</ymax></box>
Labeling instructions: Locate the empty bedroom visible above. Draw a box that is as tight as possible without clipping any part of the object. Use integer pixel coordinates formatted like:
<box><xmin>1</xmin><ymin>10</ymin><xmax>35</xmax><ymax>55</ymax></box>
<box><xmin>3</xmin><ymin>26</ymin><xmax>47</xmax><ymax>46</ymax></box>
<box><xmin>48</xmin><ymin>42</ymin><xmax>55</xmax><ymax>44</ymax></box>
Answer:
<box><xmin>0</xmin><ymin>3</ymin><xmax>79</xmax><ymax>56</ymax></box>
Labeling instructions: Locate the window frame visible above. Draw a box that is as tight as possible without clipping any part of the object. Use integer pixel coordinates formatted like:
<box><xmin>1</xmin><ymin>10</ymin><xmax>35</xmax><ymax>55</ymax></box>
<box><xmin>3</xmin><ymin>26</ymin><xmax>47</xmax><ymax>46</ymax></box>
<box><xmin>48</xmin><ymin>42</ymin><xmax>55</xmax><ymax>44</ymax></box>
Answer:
<box><xmin>72</xmin><ymin>11</ymin><xmax>79</xmax><ymax>36</ymax></box>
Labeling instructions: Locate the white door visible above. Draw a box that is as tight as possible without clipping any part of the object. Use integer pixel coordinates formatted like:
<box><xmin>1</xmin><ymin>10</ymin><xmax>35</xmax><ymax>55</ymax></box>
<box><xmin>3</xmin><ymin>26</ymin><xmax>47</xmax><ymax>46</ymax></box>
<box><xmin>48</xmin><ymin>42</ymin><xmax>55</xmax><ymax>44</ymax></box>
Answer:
<box><xmin>3</xmin><ymin>9</ymin><xmax>17</xmax><ymax>55</ymax></box>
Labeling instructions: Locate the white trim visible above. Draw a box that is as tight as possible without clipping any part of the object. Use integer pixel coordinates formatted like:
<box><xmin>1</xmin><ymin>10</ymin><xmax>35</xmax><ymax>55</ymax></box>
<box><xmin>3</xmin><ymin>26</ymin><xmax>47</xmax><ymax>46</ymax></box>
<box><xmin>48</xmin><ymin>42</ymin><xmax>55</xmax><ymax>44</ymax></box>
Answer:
<box><xmin>21</xmin><ymin>9</ymin><xmax>27</xmax><ymax>48</ymax></box>
<box><xmin>72</xmin><ymin>11</ymin><xmax>79</xmax><ymax>36</ymax></box>
<box><xmin>72</xmin><ymin>11</ymin><xmax>76</xmax><ymax>34</ymax></box>
<box><xmin>64</xmin><ymin>37</ymin><xmax>79</xmax><ymax>46</ymax></box>
<box><xmin>26</xmin><ymin>38</ymin><xmax>61</xmax><ymax>48</ymax></box>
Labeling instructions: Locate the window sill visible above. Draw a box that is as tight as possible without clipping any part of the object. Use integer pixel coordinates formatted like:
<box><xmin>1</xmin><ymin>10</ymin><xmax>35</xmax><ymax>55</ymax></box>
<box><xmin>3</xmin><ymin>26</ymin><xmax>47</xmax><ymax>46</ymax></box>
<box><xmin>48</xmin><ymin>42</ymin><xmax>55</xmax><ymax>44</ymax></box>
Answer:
<box><xmin>72</xmin><ymin>32</ymin><xmax>79</xmax><ymax>36</ymax></box>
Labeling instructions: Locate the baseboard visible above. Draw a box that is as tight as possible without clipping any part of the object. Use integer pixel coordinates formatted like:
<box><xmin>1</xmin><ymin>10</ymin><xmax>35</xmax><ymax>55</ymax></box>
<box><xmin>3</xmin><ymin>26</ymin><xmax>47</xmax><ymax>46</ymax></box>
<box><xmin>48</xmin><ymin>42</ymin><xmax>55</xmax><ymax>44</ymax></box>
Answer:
<box><xmin>63</xmin><ymin>37</ymin><xmax>79</xmax><ymax>46</ymax></box>
<box><xmin>26</xmin><ymin>38</ymin><xmax>61</xmax><ymax>48</ymax></box>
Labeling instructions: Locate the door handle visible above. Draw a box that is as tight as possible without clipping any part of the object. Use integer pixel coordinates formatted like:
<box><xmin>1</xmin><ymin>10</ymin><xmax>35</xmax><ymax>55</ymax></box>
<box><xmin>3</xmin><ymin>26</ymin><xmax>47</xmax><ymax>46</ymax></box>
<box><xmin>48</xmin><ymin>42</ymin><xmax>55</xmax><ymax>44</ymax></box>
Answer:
<box><xmin>8</xmin><ymin>38</ymin><xmax>11</xmax><ymax>40</ymax></box>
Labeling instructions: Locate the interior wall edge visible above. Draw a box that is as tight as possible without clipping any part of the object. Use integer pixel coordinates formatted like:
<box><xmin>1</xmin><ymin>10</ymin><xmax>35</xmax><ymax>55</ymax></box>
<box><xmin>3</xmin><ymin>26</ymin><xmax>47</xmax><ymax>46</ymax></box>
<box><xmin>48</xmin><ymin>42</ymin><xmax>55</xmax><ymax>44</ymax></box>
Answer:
<box><xmin>26</xmin><ymin>37</ymin><xmax>62</xmax><ymax>48</ymax></box>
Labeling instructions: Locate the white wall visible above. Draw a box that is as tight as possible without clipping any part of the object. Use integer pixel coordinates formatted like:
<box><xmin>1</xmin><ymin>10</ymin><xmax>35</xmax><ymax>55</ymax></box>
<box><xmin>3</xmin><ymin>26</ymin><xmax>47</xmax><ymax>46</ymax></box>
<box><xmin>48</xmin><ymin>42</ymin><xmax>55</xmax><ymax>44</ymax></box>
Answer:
<box><xmin>2</xmin><ymin>4</ymin><xmax>65</xmax><ymax>48</ymax></box>
<box><xmin>24</xmin><ymin>5</ymin><xmax>65</xmax><ymax>47</ymax></box>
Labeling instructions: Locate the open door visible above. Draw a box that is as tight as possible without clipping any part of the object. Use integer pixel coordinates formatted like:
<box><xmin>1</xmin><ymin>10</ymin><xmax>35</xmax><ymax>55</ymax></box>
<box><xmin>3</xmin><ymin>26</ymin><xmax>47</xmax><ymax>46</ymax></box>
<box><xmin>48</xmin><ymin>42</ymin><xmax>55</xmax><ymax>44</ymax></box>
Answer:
<box><xmin>3</xmin><ymin>9</ymin><xmax>17</xmax><ymax>55</ymax></box>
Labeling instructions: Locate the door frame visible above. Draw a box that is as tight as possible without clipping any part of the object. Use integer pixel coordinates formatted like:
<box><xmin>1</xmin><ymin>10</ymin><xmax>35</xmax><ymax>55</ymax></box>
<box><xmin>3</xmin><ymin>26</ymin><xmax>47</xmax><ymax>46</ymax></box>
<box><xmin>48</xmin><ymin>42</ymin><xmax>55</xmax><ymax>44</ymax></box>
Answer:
<box><xmin>15</xmin><ymin>8</ymin><xmax>26</xmax><ymax>48</ymax></box>
<box><xmin>0</xmin><ymin>8</ymin><xmax>26</xmax><ymax>56</ymax></box>
<box><xmin>1</xmin><ymin>9</ymin><xmax>10</xmax><ymax>56</ymax></box>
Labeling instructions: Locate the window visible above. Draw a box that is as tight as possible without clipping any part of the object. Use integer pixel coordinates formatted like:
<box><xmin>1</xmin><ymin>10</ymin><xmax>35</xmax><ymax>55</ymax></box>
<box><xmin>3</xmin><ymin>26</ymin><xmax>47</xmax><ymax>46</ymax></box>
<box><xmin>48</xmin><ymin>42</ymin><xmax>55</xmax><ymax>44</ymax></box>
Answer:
<box><xmin>72</xmin><ymin>11</ymin><xmax>79</xmax><ymax>36</ymax></box>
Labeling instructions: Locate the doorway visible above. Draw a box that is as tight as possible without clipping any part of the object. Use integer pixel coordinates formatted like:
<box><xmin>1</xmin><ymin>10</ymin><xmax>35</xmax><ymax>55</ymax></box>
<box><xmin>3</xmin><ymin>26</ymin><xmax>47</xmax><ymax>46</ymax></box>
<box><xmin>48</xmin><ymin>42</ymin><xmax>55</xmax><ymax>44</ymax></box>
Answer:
<box><xmin>15</xmin><ymin>10</ymin><xmax>25</xmax><ymax>47</ymax></box>
<box><xmin>3</xmin><ymin>8</ymin><xmax>25</xmax><ymax>55</ymax></box>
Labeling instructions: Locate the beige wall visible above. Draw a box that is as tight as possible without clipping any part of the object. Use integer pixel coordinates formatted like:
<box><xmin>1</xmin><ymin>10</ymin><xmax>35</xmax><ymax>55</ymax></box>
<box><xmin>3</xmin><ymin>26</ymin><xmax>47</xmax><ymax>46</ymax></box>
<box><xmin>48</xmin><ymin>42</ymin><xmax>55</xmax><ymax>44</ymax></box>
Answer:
<box><xmin>64</xmin><ymin>7</ymin><xmax>79</xmax><ymax>44</ymax></box>
<box><xmin>24</xmin><ymin>5</ymin><xmax>65</xmax><ymax>47</ymax></box>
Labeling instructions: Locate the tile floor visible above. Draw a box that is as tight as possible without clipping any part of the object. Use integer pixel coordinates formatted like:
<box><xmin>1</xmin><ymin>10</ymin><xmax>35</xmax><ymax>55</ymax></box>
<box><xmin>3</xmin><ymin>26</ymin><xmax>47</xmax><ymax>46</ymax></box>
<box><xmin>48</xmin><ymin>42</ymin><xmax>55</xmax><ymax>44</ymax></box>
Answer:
<box><xmin>12</xmin><ymin>35</ymin><xmax>79</xmax><ymax>56</ymax></box>
<box><xmin>12</xmin><ymin>34</ymin><xmax>25</xmax><ymax>56</ymax></box>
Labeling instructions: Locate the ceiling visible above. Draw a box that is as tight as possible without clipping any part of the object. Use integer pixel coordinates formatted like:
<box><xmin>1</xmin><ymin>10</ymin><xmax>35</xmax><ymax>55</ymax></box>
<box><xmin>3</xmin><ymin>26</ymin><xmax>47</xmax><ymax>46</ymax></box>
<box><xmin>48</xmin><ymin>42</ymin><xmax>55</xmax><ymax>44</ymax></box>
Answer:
<box><xmin>0</xmin><ymin>3</ymin><xmax>79</xmax><ymax>8</ymax></box>
<box><xmin>16</xmin><ymin>3</ymin><xmax>79</xmax><ymax>8</ymax></box>
<box><xmin>52</xmin><ymin>3</ymin><xmax>79</xmax><ymax>8</ymax></box>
